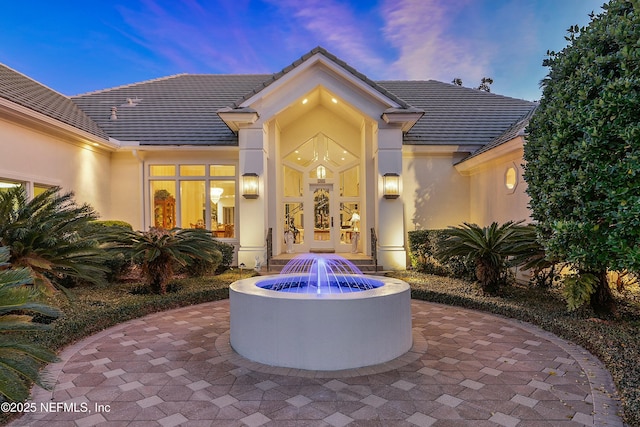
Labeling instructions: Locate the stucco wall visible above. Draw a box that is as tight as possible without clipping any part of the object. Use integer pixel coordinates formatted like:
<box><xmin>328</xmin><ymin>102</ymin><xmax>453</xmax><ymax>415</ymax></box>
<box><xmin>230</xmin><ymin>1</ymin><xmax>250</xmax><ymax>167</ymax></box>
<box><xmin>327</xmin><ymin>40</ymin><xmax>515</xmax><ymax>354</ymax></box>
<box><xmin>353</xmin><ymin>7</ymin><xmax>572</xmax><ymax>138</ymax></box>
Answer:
<box><xmin>403</xmin><ymin>150</ymin><xmax>471</xmax><ymax>231</ymax></box>
<box><xmin>466</xmin><ymin>147</ymin><xmax>531</xmax><ymax>226</ymax></box>
<box><xmin>0</xmin><ymin>118</ymin><xmax>112</xmax><ymax>217</ymax></box>
<box><xmin>109</xmin><ymin>151</ymin><xmax>143</xmax><ymax>229</ymax></box>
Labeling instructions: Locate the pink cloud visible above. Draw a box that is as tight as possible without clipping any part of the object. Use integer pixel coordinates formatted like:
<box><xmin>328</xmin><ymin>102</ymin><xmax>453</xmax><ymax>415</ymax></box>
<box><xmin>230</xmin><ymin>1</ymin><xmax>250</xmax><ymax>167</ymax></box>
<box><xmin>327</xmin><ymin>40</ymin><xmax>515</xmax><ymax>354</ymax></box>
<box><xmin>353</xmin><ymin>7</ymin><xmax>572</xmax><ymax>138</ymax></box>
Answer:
<box><xmin>380</xmin><ymin>0</ymin><xmax>490</xmax><ymax>83</ymax></box>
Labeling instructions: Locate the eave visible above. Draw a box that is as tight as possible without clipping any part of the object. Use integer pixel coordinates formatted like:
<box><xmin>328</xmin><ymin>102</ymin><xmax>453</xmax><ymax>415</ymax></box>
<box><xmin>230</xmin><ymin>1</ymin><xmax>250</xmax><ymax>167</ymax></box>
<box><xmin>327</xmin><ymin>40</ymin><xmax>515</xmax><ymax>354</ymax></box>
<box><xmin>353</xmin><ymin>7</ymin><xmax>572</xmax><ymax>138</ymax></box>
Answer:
<box><xmin>0</xmin><ymin>97</ymin><xmax>118</xmax><ymax>152</ymax></box>
<box><xmin>217</xmin><ymin>107</ymin><xmax>259</xmax><ymax>133</ymax></box>
<box><xmin>382</xmin><ymin>108</ymin><xmax>425</xmax><ymax>132</ymax></box>
<box><xmin>454</xmin><ymin>137</ymin><xmax>524</xmax><ymax>176</ymax></box>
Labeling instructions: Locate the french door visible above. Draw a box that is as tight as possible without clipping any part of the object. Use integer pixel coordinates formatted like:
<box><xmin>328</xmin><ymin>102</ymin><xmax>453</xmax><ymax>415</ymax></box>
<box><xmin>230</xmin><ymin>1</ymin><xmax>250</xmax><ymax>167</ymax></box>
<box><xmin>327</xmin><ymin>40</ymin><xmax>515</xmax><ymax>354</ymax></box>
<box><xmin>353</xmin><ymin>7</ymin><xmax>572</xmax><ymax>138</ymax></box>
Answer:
<box><xmin>309</xmin><ymin>184</ymin><xmax>334</xmax><ymax>251</ymax></box>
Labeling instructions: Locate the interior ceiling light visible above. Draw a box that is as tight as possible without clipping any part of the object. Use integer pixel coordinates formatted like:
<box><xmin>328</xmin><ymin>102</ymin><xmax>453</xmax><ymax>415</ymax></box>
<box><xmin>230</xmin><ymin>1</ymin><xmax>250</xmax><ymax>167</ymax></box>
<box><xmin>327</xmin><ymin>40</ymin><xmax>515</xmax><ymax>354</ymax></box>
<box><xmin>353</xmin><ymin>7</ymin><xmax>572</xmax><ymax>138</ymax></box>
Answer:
<box><xmin>331</xmin><ymin>98</ymin><xmax>338</xmax><ymax>104</ymax></box>
<box><xmin>210</xmin><ymin>187</ymin><xmax>224</xmax><ymax>204</ymax></box>
<box><xmin>302</xmin><ymin>98</ymin><xmax>308</xmax><ymax>104</ymax></box>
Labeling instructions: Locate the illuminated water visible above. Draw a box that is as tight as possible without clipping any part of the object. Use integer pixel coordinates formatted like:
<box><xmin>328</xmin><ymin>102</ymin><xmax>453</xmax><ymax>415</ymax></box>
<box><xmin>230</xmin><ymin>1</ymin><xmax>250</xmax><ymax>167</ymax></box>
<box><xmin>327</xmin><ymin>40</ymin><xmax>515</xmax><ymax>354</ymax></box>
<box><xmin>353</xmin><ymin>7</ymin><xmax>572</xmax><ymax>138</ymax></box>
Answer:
<box><xmin>257</xmin><ymin>254</ymin><xmax>382</xmax><ymax>294</ymax></box>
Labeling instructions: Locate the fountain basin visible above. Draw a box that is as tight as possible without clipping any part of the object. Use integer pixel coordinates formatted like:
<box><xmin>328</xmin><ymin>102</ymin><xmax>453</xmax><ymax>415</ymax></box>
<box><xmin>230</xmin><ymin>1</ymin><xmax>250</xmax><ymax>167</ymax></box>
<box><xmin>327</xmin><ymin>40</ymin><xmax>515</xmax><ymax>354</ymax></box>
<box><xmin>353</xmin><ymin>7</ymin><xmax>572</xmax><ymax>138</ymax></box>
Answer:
<box><xmin>229</xmin><ymin>274</ymin><xmax>412</xmax><ymax>371</ymax></box>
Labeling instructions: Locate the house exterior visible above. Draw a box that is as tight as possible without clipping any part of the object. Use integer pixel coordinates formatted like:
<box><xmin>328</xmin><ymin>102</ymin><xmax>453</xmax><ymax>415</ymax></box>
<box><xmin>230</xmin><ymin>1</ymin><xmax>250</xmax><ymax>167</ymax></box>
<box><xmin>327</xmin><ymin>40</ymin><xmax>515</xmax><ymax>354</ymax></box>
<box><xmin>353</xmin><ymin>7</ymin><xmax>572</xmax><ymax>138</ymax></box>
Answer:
<box><xmin>0</xmin><ymin>47</ymin><xmax>536</xmax><ymax>269</ymax></box>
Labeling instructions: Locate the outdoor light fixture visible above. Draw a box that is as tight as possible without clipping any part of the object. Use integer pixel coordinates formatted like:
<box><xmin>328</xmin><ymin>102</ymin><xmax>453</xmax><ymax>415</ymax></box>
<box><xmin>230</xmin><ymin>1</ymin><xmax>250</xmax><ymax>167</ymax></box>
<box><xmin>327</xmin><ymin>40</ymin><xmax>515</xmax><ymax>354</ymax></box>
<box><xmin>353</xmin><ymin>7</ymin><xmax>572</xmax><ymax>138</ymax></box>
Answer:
<box><xmin>383</xmin><ymin>173</ymin><xmax>400</xmax><ymax>199</ymax></box>
<box><xmin>316</xmin><ymin>165</ymin><xmax>327</xmax><ymax>180</ymax></box>
<box><xmin>242</xmin><ymin>173</ymin><xmax>259</xmax><ymax>199</ymax></box>
<box><xmin>210</xmin><ymin>187</ymin><xmax>224</xmax><ymax>204</ymax></box>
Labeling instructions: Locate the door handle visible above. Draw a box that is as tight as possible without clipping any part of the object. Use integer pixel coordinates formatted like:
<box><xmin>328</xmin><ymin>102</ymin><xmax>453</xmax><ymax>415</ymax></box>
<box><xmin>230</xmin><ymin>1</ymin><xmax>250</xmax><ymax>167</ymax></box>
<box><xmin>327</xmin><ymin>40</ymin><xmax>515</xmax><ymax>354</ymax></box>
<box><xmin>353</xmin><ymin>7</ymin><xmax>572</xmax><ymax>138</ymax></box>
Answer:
<box><xmin>331</xmin><ymin>217</ymin><xmax>334</xmax><ymax>228</ymax></box>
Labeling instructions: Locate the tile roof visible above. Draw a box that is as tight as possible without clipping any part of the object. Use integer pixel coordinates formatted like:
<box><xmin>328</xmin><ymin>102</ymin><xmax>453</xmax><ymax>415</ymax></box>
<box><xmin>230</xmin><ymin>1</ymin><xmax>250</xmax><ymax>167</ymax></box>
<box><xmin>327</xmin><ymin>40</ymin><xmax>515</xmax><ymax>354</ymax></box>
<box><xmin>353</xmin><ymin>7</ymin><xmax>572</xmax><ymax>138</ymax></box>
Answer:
<box><xmin>377</xmin><ymin>80</ymin><xmax>536</xmax><ymax>147</ymax></box>
<box><xmin>72</xmin><ymin>75</ymin><xmax>536</xmax><ymax>148</ymax></box>
<box><xmin>0</xmin><ymin>64</ymin><xmax>108</xmax><ymax>140</ymax></box>
<box><xmin>71</xmin><ymin>74</ymin><xmax>270</xmax><ymax>145</ymax></box>
<box><xmin>458</xmin><ymin>105</ymin><xmax>538</xmax><ymax>164</ymax></box>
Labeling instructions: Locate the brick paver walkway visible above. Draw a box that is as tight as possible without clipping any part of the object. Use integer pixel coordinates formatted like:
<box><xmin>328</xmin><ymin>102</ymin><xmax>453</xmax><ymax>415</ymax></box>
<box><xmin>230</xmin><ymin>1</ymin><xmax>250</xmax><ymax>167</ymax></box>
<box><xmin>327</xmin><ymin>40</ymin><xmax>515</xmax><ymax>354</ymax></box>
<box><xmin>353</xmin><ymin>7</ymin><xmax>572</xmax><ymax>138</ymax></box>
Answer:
<box><xmin>11</xmin><ymin>300</ymin><xmax>624</xmax><ymax>426</ymax></box>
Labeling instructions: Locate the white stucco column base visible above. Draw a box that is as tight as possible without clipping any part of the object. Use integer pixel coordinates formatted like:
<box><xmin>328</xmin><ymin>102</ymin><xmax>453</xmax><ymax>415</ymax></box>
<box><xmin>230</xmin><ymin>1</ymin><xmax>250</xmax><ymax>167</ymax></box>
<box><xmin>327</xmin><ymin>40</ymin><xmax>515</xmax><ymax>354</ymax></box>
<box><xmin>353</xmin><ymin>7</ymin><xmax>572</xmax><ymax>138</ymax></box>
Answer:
<box><xmin>237</xmin><ymin>246</ymin><xmax>266</xmax><ymax>269</ymax></box>
<box><xmin>377</xmin><ymin>246</ymin><xmax>407</xmax><ymax>271</ymax></box>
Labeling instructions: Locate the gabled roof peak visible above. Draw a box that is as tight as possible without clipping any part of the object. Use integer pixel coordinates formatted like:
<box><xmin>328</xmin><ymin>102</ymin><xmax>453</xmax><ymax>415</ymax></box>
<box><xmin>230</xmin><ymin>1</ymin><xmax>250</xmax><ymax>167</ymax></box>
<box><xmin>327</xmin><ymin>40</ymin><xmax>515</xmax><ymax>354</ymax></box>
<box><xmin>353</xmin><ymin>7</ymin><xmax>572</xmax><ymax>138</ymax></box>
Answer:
<box><xmin>228</xmin><ymin>46</ymin><xmax>413</xmax><ymax>110</ymax></box>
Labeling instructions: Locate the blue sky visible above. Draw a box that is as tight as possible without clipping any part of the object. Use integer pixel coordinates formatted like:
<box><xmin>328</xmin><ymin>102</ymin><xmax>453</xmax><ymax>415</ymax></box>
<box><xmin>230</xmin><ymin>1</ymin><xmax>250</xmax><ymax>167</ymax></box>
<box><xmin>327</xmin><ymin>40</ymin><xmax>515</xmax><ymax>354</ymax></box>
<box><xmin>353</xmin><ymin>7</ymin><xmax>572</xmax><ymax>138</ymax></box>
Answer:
<box><xmin>1</xmin><ymin>0</ymin><xmax>604</xmax><ymax>101</ymax></box>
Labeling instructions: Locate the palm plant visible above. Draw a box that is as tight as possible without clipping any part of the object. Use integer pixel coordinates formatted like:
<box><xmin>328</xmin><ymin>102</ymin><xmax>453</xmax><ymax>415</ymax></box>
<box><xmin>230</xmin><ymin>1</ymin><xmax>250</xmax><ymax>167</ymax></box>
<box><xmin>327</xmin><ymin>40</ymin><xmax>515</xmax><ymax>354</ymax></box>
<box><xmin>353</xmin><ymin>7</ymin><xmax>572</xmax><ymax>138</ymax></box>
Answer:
<box><xmin>0</xmin><ymin>186</ymin><xmax>109</xmax><ymax>293</ymax></box>
<box><xmin>0</xmin><ymin>246</ymin><xmax>60</xmax><ymax>402</ymax></box>
<box><xmin>436</xmin><ymin>221</ymin><xmax>535</xmax><ymax>293</ymax></box>
<box><xmin>107</xmin><ymin>227</ymin><xmax>223</xmax><ymax>294</ymax></box>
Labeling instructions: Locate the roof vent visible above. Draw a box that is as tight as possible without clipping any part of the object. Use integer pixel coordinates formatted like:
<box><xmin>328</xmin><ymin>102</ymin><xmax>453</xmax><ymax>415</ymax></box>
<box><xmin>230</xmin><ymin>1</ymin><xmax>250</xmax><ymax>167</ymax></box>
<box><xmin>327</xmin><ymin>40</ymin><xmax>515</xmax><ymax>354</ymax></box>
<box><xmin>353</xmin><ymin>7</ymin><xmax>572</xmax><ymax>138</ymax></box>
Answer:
<box><xmin>121</xmin><ymin>97</ymin><xmax>142</xmax><ymax>107</ymax></box>
<box><xmin>110</xmin><ymin>107</ymin><xmax>117</xmax><ymax>120</ymax></box>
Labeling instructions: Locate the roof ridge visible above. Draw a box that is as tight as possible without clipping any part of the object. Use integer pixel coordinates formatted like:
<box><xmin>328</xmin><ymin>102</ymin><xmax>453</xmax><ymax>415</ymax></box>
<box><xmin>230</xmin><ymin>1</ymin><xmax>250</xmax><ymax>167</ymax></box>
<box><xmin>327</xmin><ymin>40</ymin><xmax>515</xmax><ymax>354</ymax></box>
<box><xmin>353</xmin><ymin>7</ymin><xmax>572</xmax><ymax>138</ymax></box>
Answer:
<box><xmin>72</xmin><ymin>73</ymin><xmax>189</xmax><ymax>97</ymax></box>
<box><xmin>377</xmin><ymin>79</ymin><xmax>536</xmax><ymax>103</ymax></box>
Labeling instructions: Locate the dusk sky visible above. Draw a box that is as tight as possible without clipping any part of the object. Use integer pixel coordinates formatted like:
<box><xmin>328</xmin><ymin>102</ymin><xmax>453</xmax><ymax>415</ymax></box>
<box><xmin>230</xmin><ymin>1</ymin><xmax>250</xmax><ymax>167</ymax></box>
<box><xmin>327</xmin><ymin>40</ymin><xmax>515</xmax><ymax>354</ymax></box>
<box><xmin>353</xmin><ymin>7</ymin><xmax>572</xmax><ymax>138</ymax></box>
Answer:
<box><xmin>1</xmin><ymin>0</ymin><xmax>604</xmax><ymax>101</ymax></box>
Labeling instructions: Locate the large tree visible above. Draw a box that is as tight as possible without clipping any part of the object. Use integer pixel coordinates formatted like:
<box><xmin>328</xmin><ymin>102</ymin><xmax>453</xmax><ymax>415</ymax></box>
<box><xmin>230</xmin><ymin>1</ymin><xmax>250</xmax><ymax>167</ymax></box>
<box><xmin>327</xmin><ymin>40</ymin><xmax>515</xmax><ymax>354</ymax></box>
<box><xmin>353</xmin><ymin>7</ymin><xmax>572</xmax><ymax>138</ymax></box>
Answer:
<box><xmin>524</xmin><ymin>0</ymin><xmax>640</xmax><ymax>313</ymax></box>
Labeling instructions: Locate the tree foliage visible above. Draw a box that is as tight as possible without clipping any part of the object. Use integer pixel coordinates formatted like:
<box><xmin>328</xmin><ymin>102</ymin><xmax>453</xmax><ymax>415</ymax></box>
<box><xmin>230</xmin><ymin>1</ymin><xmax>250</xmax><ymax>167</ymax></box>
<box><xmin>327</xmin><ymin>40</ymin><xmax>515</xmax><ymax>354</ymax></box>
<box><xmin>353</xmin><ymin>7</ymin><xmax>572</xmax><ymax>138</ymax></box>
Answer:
<box><xmin>0</xmin><ymin>246</ymin><xmax>59</xmax><ymax>402</ymax></box>
<box><xmin>523</xmin><ymin>0</ymin><xmax>640</xmax><ymax>313</ymax></box>
<box><xmin>436</xmin><ymin>221</ymin><xmax>536</xmax><ymax>293</ymax></box>
<box><xmin>0</xmin><ymin>186</ymin><xmax>109</xmax><ymax>293</ymax></box>
<box><xmin>105</xmin><ymin>227</ymin><xmax>223</xmax><ymax>294</ymax></box>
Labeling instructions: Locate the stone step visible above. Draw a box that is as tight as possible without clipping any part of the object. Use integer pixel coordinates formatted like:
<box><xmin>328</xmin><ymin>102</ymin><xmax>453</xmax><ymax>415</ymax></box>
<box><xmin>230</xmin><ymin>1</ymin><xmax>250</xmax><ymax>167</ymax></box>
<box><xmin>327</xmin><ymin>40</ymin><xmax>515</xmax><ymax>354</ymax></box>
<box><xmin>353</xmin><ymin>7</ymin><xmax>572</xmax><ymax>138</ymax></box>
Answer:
<box><xmin>262</xmin><ymin>255</ymin><xmax>382</xmax><ymax>274</ymax></box>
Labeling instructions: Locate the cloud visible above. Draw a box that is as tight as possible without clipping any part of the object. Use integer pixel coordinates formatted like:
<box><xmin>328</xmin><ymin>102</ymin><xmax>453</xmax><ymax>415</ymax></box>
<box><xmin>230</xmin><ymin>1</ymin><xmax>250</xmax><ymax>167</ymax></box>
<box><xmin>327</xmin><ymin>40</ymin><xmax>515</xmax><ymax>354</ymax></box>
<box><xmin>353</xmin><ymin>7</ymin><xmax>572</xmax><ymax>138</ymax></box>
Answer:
<box><xmin>114</xmin><ymin>0</ymin><xmax>271</xmax><ymax>74</ymax></box>
<box><xmin>263</xmin><ymin>0</ymin><xmax>389</xmax><ymax>75</ymax></box>
<box><xmin>380</xmin><ymin>0</ymin><xmax>490</xmax><ymax>83</ymax></box>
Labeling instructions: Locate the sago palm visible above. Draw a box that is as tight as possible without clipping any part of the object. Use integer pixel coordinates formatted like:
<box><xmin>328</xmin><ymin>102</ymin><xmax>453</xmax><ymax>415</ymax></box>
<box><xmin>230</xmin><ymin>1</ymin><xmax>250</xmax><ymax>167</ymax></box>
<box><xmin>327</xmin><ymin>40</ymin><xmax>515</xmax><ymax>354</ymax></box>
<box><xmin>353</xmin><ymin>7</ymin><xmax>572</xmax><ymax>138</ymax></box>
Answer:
<box><xmin>0</xmin><ymin>186</ymin><xmax>109</xmax><ymax>292</ymax></box>
<box><xmin>0</xmin><ymin>246</ymin><xmax>60</xmax><ymax>402</ymax></box>
<box><xmin>106</xmin><ymin>227</ymin><xmax>222</xmax><ymax>294</ymax></box>
<box><xmin>436</xmin><ymin>221</ymin><xmax>534</xmax><ymax>293</ymax></box>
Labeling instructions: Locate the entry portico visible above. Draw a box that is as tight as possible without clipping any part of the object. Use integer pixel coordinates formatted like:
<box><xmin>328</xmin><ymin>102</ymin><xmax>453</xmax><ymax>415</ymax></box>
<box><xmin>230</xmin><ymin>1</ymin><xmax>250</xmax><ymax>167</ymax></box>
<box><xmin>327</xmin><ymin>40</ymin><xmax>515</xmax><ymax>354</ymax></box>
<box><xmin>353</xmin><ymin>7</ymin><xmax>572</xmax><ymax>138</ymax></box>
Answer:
<box><xmin>219</xmin><ymin>49</ymin><xmax>423</xmax><ymax>269</ymax></box>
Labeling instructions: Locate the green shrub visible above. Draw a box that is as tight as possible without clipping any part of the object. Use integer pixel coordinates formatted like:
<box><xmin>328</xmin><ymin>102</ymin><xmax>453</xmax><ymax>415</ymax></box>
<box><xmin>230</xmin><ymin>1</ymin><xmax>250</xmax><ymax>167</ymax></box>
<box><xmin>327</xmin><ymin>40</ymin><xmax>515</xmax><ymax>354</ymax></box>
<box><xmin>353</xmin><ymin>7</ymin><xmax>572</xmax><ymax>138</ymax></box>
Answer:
<box><xmin>435</xmin><ymin>221</ymin><xmax>535</xmax><ymax>293</ymax></box>
<box><xmin>91</xmin><ymin>220</ymin><xmax>133</xmax><ymax>230</ymax></box>
<box><xmin>408</xmin><ymin>230</ymin><xmax>475</xmax><ymax>279</ymax></box>
<box><xmin>212</xmin><ymin>239</ymin><xmax>234</xmax><ymax>273</ymax></box>
<box><xmin>90</xmin><ymin>221</ymin><xmax>134</xmax><ymax>282</ymax></box>
<box><xmin>0</xmin><ymin>186</ymin><xmax>110</xmax><ymax>292</ymax></box>
<box><xmin>182</xmin><ymin>249</ymin><xmax>223</xmax><ymax>277</ymax></box>
<box><xmin>0</xmin><ymin>246</ymin><xmax>60</xmax><ymax>402</ymax></box>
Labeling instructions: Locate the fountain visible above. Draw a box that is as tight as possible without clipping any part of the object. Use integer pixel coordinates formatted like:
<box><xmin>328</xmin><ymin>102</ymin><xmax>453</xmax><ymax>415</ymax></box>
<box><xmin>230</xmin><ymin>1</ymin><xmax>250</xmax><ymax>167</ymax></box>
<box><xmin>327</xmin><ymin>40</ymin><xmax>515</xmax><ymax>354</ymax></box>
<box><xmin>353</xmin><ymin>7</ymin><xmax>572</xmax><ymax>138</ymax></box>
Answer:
<box><xmin>229</xmin><ymin>254</ymin><xmax>412</xmax><ymax>371</ymax></box>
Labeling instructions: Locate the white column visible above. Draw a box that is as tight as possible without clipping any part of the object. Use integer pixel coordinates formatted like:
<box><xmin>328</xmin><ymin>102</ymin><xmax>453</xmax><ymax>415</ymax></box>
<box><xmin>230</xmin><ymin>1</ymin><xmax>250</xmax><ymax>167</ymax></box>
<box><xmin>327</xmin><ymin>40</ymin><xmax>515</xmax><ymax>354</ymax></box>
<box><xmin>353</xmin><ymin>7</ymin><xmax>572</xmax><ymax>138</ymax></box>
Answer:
<box><xmin>238</xmin><ymin>127</ymin><xmax>268</xmax><ymax>267</ymax></box>
<box><xmin>375</xmin><ymin>127</ymin><xmax>406</xmax><ymax>270</ymax></box>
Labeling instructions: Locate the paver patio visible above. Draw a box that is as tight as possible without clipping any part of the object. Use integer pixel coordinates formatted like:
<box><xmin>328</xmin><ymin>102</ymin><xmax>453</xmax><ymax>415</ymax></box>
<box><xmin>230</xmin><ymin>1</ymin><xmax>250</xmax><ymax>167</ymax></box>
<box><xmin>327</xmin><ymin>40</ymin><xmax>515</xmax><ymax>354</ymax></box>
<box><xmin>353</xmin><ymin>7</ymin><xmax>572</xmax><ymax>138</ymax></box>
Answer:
<box><xmin>10</xmin><ymin>300</ymin><xmax>624</xmax><ymax>426</ymax></box>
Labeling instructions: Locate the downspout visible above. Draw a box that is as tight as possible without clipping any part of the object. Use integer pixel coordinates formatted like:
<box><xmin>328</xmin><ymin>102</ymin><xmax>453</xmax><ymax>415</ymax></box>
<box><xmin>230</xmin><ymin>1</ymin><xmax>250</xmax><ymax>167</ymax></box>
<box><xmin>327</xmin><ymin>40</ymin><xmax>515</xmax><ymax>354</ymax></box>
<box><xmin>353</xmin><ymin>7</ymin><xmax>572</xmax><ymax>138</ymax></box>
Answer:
<box><xmin>132</xmin><ymin>149</ymin><xmax>145</xmax><ymax>230</ymax></box>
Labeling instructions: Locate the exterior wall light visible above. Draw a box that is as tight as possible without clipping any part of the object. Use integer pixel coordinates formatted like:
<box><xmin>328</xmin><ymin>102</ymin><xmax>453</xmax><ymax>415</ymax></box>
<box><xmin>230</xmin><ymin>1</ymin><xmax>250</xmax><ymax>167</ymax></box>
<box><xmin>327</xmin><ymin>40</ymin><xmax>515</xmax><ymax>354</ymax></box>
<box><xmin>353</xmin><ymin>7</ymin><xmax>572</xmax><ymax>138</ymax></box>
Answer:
<box><xmin>383</xmin><ymin>173</ymin><xmax>400</xmax><ymax>199</ymax></box>
<box><xmin>242</xmin><ymin>173</ymin><xmax>259</xmax><ymax>199</ymax></box>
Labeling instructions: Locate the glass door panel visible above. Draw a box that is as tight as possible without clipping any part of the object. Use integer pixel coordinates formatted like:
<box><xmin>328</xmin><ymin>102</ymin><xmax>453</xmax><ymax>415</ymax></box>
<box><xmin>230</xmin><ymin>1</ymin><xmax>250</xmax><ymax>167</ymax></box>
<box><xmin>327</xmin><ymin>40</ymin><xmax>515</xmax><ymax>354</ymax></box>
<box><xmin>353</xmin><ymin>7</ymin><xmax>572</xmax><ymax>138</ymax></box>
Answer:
<box><xmin>284</xmin><ymin>202</ymin><xmax>304</xmax><ymax>245</ymax></box>
<box><xmin>313</xmin><ymin>187</ymin><xmax>331</xmax><ymax>243</ymax></box>
<box><xmin>339</xmin><ymin>202</ymin><xmax>361</xmax><ymax>245</ymax></box>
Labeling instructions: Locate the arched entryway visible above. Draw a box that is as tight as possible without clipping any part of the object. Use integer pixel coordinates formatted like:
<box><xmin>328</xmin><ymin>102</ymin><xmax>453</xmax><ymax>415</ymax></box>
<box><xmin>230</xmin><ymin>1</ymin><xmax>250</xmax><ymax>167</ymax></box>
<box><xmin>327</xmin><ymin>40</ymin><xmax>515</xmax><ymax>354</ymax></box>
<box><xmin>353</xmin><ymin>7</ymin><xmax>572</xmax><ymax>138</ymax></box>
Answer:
<box><xmin>282</xmin><ymin>132</ymin><xmax>363</xmax><ymax>253</ymax></box>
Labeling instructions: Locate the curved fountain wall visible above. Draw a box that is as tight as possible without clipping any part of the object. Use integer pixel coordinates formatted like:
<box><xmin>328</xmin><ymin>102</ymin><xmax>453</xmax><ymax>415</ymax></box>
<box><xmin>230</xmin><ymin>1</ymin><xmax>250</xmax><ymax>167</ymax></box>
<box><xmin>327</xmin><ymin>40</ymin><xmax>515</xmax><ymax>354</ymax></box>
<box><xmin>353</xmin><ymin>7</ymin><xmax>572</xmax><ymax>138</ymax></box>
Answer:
<box><xmin>229</xmin><ymin>255</ymin><xmax>412</xmax><ymax>371</ymax></box>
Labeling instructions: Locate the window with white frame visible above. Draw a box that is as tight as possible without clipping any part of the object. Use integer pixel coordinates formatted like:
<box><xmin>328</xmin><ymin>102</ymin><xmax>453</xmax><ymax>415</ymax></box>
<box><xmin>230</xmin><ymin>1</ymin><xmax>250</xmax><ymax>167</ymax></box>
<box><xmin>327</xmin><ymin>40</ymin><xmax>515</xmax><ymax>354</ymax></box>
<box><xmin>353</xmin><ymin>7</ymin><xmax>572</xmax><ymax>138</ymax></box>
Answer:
<box><xmin>148</xmin><ymin>164</ymin><xmax>237</xmax><ymax>237</ymax></box>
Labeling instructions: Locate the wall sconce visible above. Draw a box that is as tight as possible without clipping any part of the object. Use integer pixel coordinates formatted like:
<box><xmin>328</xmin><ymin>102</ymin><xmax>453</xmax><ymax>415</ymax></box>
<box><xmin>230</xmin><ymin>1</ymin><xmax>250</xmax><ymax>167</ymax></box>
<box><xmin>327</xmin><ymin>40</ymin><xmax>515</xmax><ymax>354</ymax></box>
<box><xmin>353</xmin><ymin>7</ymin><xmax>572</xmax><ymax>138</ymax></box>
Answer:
<box><xmin>383</xmin><ymin>173</ymin><xmax>400</xmax><ymax>199</ymax></box>
<box><xmin>242</xmin><ymin>173</ymin><xmax>259</xmax><ymax>199</ymax></box>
